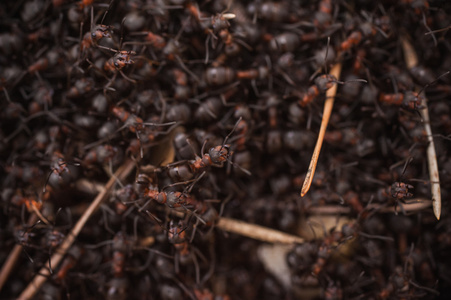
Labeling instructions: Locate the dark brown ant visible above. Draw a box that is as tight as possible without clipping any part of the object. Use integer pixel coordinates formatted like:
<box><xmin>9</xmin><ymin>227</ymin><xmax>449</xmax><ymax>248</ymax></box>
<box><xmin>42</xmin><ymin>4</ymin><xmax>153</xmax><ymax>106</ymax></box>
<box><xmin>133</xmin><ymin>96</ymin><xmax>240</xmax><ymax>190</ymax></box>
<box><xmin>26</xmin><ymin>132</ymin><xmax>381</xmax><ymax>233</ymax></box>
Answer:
<box><xmin>167</xmin><ymin>220</ymin><xmax>192</xmax><ymax>264</ymax></box>
<box><xmin>66</xmin><ymin>77</ymin><xmax>96</xmax><ymax>99</ymax></box>
<box><xmin>163</xmin><ymin>118</ymin><xmax>247</xmax><ymax>181</ymax></box>
<box><xmin>193</xmin><ymin>97</ymin><xmax>223</xmax><ymax>124</ymax></box>
<box><xmin>205</xmin><ymin>65</ymin><xmax>269</xmax><ymax>86</ymax></box>
<box><xmin>185</xmin><ymin>1</ymin><xmax>235</xmax><ymax>37</ymax></box>
<box><xmin>53</xmin><ymin>245</ymin><xmax>84</xmax><ymax>284</ymax></box>
<box><xmin>171</xmin><ymin>68</ymin><xmax>192</xmax><ymax>100</ymax></box>
<box><xmin>211</xmin><ymin>27</ymin><xmax>253</xmax><ymax>66</ymax></box>
<box><xmin>5</xmin><ymin>165</ymin><xmax>44</xmax><ymax>185</ymax></box>
<box><xmin>314</xmin><ymin>0</ymin><xmax>333</xmax><ymax>28</ymax></box>
<box><xmin>79</xmin><ymin>6</ymin><xmax>114</xmax><ymax>53</ymax></box>
<box><xmin>105</xmin><ymin>277</ymin><xmax>129</xmax><ymax>300</ymax></box>
<box><xmin>389</xmin><ymin>182</ymin><xmax>414</xmax><ymax>201</ymax></box>
<box><xmin>297</xmin><ymin>74</ymin><xmax>338</xmax><ymax>107</ymax></box>
<box><xmin>248</xmin><ymin>1</ymin><xmax>296</xmax><ymax>23</ymax></box>
<box><xmin>378</xmin><ymin>91</ymin><xmax>424</xmax><ymax>110</ymax></box>
<box><xmin>104</xmin><ymin>50</ymin><xmax>135</xmax><ymax>73</ymax></box>
<box><xmin>82</xmin><ymin>144</ymin><xmax>121</xmax><ymax>167</ymax></box>
<box><xmin>43</xmin><ymin>152</ymin><xmax>80</xmax><ymax>192</ymax></box>
<box><xmin>294</xmin><ymin>71</ymin><xmax>367</xmax><ymax>107</ymax></box>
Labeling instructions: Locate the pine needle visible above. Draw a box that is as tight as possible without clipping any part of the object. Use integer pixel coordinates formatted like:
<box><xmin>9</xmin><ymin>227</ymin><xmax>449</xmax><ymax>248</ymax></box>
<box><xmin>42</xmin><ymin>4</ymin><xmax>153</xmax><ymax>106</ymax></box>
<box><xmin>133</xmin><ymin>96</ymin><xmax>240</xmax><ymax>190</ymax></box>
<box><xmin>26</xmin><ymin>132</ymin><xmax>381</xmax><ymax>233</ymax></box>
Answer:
<box><xmin>301</xmin><ymin>62</ymin><xmax>342</xmax><ymax>197</ymax></box>
<box><xmin>217</xmin><ymin>217</ymin><xmax>304</xmax><ymax>244</ymax></box>
<box><xmin>401</xmin><ymin>36</ymin><xmax>441</xmax><ymax>220</ymax></box>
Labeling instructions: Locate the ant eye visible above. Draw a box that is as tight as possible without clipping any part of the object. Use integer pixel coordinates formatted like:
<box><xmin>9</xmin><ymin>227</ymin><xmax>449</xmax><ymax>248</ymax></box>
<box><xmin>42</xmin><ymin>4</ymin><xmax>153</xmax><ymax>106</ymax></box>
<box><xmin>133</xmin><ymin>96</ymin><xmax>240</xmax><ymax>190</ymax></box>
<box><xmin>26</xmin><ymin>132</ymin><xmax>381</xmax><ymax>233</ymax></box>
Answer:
<box><xmin>114</xmin><ymin>62</ymin><xmax>119</xmax><ymax>68</ymax></box>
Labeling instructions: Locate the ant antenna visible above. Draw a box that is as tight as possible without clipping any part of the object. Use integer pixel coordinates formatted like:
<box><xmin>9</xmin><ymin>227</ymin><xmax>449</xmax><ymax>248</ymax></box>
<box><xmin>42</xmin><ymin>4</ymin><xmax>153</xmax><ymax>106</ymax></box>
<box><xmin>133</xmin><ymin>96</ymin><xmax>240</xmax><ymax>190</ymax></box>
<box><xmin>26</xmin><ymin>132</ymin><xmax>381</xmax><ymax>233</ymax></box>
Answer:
<box><xmin>417</xmin><ymin>70</ymin><xmax>450</xmax><ymax>97</ymax></box>
<box><xmin>100</xmin><ymin>0</ymin><xmax>115</xmax><ymax>25</ymax></box>
<box><xmin>324</xmin><ymin>36</ymin><xmax>331</xmax><ymax>74</ymax></box>
<box><xmin>222</xmin><ymin>116</ymin><xmax>242</xmax><ymax>148</ymax></box>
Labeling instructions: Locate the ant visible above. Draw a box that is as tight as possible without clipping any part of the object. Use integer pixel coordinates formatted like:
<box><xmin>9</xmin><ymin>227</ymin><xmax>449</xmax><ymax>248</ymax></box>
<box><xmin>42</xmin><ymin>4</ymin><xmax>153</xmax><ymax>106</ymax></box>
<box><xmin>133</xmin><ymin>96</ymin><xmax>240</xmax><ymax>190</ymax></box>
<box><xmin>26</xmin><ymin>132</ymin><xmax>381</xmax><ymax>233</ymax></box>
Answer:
<box><xmin>297</xmin><ymin>74</ymin><xmax>338</xmax><ymax>107</ymax></box>
<box><xmin>205</xmin><ymin>65</ymin><xmax>269</xmax><ymax>86</ymax></box>
<box><xmin>53</xmin><ymin>245</ymin><xmax>84</xmax><ymax>284</ymax></box>
<box><xmin>162</xmin><ymin>117</ymin><xmax>247</xmax><ymax>182</ymax></box>
<box><xmin>82</xmin><ymin>144</ymin><xmax>121</xmax><ymax>168</ymax></box>
<box><xmin>79</xmin><ymin>6</ymin><xmax>114</xmax><ymax>53</ymax></box>
<box><xmin>378</xmin><ymin>91</ymin><xmax>424</xmax><ymax>111</ymax></box>
<box><xmin>43</xmin><ymin>152</ymin><xmax>80</xmax><ymax>193</ymax></box>
<box><xmin>339</xmin><ymin>11</ymin><xmax>391</xmax><ymax>52</ymax></box>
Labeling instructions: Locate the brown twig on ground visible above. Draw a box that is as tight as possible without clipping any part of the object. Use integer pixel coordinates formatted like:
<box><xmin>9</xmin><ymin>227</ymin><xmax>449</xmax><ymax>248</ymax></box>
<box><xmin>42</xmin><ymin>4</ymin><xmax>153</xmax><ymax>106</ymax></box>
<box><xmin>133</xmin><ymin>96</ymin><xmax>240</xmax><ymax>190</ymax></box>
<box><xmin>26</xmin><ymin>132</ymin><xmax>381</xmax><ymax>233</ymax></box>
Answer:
<box><xmin>0</xmin><ymin>214</ymin><xmax>38</xmax><ymax>292</ymax></box>
<box><xmin>18</xmin><ymin>159</ymin><xmax>135</xmax><ymax>300</ymax></box>
<box><xmin>301</xmin><ymin>62</ymin><xmax>343</xmax><ymax>197</ymax></box>
<box><xmin>307</xmin><ymin>199</ymin><xmax>432</xmax><ymax>215</ymax></box>
<box><xmin>401</xmin><ymin>36</ymin><xmax>441</xmax><ymax>220</ymax></box>
<box><xmin>217</xmin><ymin>217</ymin><xmax>304</xmax><ymax>244</ymax></box>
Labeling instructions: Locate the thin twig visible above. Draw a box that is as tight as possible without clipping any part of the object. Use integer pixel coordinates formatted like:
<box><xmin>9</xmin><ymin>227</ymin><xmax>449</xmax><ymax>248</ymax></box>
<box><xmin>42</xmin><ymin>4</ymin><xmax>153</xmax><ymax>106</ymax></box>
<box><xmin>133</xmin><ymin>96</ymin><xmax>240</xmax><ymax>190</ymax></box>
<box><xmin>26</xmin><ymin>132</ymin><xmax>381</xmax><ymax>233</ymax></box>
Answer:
<box><xmin>301</xmin><ymin>62</ymin><xmax>343</xmax><ymax>197</ymax></box>
<box><xmin>216</xmin><ymin>217</ymin><xmax>304</xmax><ymax>244</ymax></box>
<box><xmin>0</xmin><ymin>214</ymin><xmax>38</xmax><ymax>292</ymax></box>
<box><xmin>401</xmin><ymin>36</ymin><xmax>441</xmax><ymax>220</ymax></box>
<box><xmin>18</xmin><ymin>159</ymin><xmax>135</xmax><ymax>300</ymax></box>
<box><xmin>307</xmin><ymin>198</ymin><xmax>432</xmax><ymax>215</ymax></box>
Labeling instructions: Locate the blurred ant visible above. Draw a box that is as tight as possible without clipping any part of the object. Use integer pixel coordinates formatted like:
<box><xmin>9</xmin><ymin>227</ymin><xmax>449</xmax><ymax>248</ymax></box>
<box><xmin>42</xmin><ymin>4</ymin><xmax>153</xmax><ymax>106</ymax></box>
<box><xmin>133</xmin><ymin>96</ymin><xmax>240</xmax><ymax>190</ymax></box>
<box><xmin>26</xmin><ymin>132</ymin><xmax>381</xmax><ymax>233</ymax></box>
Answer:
<box><xmin>167</xmin><ymin>219</ymin><xmax>209</xmax><ymax>287</ymax></box>
<box><xmin>5</xmin><ymin>165</ymin><xmax>44</xmax><ymax>185</ymax></box>
<box><xmin>42</xmin><ymin>152</ymin><xmax>80</xmax><ymax>193</ymax></box>
<box><xmin>378</xmin><ymin>91</ymin><xmax>424</xmax><ymax>111</ymax></box>
<box><xmin>171</xmin><ymin>68</ymin><xmax>192</xmax><ymax>100</ymax></box>
<box><xmin>79</xmin><ymin>6</ymin><xmax>114</xmax><ymax>53</ymax></box>
<box><xmin>205</xmin><ymin>65</ymin><xmax>269</xmax><ymax>86</ymax></box>
<box><xmin>126</xmin><ymin>18</ymin><xmax>201</xmax><ymax>82</ymax></box>
<box><xmin>211</xmin><ymin>26</ymin><xmax>253</xmax><ymax>66</ymax></box>
<box><xmin>53</xmin><ymin>245</ymin><xmax>84</xmax><ymax>284</ymax></box>
<box><xmin>82</xmin><ymin>144</ymin><xmax>122</xmax><ymax>169</ymax></box>
<box><xmin>249</xmin><ymin>1</ymin><xmax>294</xmax><ymax>23</ymax></box>
<box><xmin>339</xmin><ymin>11</ymin><xmax>391</xmax><ymax>52</ymax></box>
<box><xmin>184</xmin><ymin>0</ymin><xmax>236</xmax><ymax>57</ymax></box>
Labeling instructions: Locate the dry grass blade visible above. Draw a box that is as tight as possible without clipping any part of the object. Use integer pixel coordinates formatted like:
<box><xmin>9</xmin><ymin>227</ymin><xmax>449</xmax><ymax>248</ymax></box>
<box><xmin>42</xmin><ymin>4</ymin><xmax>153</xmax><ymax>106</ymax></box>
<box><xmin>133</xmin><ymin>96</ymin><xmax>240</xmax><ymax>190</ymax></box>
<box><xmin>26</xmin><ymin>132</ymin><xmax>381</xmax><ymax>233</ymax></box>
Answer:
<box><xmin>18</xmin><ymin>159</ymin><xmax>135</xmax><ymax>300</ymax></box>
<box><xmin>217</xmin><ymin>217</ymin><xmax>304</xmax><ymax>244</ymax></box>
<box><xmin>0</xmin><ymin>214</ymin><xmax>38</xmax><ymax>292</ymax></box>
<box><xmin>401</xmin><ymin>36</ymin><xmax>441</xmax><ymax>220</ymax></box>
<box><xmin>301</xmin><ymin>62</ymin><xmax>342</xmax><ymax>197</ymax></box>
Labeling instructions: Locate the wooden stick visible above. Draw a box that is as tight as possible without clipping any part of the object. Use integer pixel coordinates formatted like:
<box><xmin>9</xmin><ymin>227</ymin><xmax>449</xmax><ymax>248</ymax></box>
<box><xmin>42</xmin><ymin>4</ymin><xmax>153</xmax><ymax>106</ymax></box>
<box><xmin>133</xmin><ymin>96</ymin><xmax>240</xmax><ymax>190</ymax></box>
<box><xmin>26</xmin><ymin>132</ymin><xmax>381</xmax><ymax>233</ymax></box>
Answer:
<box><xmin>301</xmin><ymin>62</ymin><xmax>342</xmax><ymax>197</ymax></box>
<box><xmin>217</xmin><ymin>217</ymin><xmax>304</xmax><ymax>244</ymax></box>
<box><xmin>401</xmin><ymin>36</ymin><xmax>441</xmax><ymax>220</ymax></box>
<box><xmin>18</xmin><ymin>159</ymin><xmax>135</xmax><ymax>300</ymax></box>
<box><xmin>0</xmin><ymin>214</ymin><xmax>38</xmax><ymax>292</ymax></box>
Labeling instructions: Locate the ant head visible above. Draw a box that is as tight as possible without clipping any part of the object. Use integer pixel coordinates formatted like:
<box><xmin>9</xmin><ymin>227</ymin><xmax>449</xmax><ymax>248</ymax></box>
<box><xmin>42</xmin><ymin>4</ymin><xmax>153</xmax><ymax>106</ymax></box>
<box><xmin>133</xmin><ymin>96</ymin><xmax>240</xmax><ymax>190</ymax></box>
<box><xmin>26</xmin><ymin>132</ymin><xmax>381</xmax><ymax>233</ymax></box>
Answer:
<box><xmin>209</xmin><ymin>145</ymin><xmax>231</xmax><ymax>164</ymax></box>
<box><xmin>91</xmin><ymin>24</ymin><xmax>113</xmax><ymax>40</ymax></box>
<box><xmin>402</xmin><ymin>92</ymin><xmax>424</xmax><ymax>110</ymax></box>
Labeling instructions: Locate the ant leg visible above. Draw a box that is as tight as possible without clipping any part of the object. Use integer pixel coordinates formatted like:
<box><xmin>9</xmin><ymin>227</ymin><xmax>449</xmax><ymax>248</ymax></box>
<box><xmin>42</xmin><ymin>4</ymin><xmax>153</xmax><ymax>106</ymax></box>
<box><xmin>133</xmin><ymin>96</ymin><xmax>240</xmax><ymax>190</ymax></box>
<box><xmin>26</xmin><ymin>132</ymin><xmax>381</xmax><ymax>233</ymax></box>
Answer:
<box><xmin>119</xmin><ymin>70</ymin><xmax>137</xmax><ymax>84</ymax></box>
<box><xmin>175</xmin><ymin>55</ymin><xmax>200</xmax><ymax>83</ymax></box>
